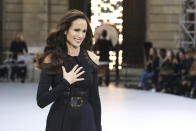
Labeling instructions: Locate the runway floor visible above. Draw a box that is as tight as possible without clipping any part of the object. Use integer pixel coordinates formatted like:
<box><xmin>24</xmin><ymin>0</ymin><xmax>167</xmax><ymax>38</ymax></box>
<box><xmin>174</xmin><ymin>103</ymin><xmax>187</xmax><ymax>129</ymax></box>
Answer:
<box><xmin>0</xmin><ymin>82</ymin><xmax>196</xmax><ymax>131</ymax></box>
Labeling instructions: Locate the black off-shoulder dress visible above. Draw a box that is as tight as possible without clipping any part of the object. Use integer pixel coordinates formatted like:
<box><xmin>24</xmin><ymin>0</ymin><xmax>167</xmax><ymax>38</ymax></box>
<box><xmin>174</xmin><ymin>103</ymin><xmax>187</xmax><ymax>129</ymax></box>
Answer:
<box><xmin>36</xmin><ymin>48</ymin><xmax>102</xmax><ymax>131</ymax></box>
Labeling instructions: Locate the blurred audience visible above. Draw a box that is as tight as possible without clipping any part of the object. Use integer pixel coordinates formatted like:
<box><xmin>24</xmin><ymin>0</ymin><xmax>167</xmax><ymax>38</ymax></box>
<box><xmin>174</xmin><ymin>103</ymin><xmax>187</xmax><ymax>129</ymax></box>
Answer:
<box><xmin>139</xmin><ymin>47</ymin><xmax>196</xmax><ymax>98</ymax></box>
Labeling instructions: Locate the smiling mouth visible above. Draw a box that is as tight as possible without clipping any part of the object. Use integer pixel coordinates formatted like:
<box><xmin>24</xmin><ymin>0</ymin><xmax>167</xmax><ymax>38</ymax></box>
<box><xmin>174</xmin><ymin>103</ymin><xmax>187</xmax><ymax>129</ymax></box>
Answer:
<box><xmin>75</xmin><ymin>39</ymin><xmax>82</xmax><ymax>43</ymax></box>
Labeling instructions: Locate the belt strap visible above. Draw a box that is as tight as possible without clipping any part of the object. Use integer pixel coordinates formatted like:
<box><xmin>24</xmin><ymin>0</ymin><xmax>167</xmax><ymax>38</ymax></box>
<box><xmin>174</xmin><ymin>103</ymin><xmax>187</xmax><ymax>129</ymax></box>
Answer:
<box><xmin>63</xmin><ymin>91</ymin><xmax>89</xmax><ymax>97</ymax></box>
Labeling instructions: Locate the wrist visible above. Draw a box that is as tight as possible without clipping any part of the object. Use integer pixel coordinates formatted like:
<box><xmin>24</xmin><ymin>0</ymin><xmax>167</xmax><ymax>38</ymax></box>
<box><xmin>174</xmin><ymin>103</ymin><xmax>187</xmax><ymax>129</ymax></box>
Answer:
<box><xmin>63</xmin><ymin>77</ymin><xmax>72</xmax><ymax>85</ymax></box>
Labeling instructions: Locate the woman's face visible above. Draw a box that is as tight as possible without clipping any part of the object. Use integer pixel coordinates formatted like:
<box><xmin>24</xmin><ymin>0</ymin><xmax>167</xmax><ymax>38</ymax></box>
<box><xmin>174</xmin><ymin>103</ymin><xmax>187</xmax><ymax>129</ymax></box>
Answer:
<box><xmin>65</xmin><ymin>18</ymin><xmax>87</xmax><ymax>48</ymax></box>
<box><xmin>179</xmin><ymin>52</ymin><xmax>185</xmax><ymax>59</ymax></box>
<box><xmin>149</xmin><ymin>48</ymin><xmax>154</xmax><ymax>55</ymax></box>
<box><xmin>16</xmin><ymin>33</ymin><xmax>22</xmax><ymax>41</ymax></box>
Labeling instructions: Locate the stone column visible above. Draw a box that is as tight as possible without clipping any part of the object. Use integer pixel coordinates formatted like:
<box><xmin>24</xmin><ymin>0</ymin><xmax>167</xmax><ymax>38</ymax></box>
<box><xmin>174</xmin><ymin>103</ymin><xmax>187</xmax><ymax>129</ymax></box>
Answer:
<box><xmin>22</xmin><ymin>0</ymin><xmax>48</xmax><ymax>53</ymax></box>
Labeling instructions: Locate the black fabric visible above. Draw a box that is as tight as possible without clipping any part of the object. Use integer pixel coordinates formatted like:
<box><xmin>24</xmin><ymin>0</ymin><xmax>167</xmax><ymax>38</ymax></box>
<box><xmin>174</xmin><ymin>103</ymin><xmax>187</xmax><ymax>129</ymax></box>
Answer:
<box><xmin>40</xmin><ymin>63</ymin><xmax>62</xmax><ymax>75</ymax></box>
<box><xmin>146</xmin><ymin>56</ymin><xmax>160</xmax><ymax>72</ymax></box>
<box><xmin>10</xmin><ymin>40</ymin><xmax>28</xmax><ymax>59</ymax></box>
<box><xmin>160</xmin><ymin>59</ymin><xmax>174</xmax><ymax>75</ymax></box>
<box><xmin>93</xmin><ymin>39</ymin><xmax>113</xmax><ymax>61</ymax></box>
<box><xmin>36</xmin><ymin>48</ymin><xmax>102</xmax><ymax>131</ymax></box>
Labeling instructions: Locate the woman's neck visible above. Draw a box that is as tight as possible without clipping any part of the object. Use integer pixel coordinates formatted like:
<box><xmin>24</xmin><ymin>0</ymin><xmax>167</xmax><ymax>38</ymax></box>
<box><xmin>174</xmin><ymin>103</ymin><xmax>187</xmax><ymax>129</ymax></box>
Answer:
<box><xmin>67</xmin><ymin>44</ymin><xmax>80</xmax><ymax>56</ymax></box>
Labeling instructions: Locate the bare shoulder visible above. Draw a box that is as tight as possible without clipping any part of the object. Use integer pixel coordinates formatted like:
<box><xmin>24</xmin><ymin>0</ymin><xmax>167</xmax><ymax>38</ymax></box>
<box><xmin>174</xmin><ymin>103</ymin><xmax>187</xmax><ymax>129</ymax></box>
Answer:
<box><xmin>43</xmin><ymin>54</ymin><xmax>52</xmax><ymax>63</ymax></box>
<box><xmin>87</xmin><ymin>50</ymin><xmax>99</xmax><ymax>65</ymax></box>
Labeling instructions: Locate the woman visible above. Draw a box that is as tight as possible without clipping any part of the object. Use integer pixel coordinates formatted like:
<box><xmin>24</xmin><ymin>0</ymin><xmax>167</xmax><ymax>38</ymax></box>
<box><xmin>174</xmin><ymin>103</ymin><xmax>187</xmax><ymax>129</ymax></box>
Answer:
<box><xmin>182</xmin><ymin>50</ymin><xmax>196</xmax><ymax>97</ymax></box>
<box><xmin>138</xmin><ymin>47</ymin><xmax>159</xmax><ymax>89</ymax></box>
<box><xmin>10</xmin><ymin>32</ymin><xmax>28</xmax><ymax>82</ymax></box>
<box><xmin>167</xmin><ymin>48</ymin><xmax>188</xmax><ymax>95</ymax></box>
<box><xmin>158</xmin><ymin>49</ymin><xmax>176</xmax><ymax>93</ymax></box>
<box><xmin>36</xmin><ymin>10</ymin><xmax>102</xmax><ymax>131</ymax></box>
<box><xmin>10</xmin><ymin>32</ymin><xmax>28</xmax><ymax>59</ymax></box>
<box><xmin>176</xmin><ymin>48</ymin><xmax>187</xmax><ymax>76</ymax></box>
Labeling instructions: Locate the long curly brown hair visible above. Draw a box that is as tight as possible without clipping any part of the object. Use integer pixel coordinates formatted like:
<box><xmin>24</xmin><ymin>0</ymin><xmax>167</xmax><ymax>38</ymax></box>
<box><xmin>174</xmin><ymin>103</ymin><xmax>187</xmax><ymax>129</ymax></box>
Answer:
<box><xmin>36</xmin><ymin>9</ymin><xmax>93</xmax><ymax>70</ymax></box>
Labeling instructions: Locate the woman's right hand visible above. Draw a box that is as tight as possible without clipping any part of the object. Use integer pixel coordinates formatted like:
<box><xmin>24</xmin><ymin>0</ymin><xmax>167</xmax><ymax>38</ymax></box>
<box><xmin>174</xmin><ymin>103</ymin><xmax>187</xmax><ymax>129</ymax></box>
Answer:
<box><xmin>61</xmin><ymin>65</ymin><xmax>85</xmax><ymax>85</ymax></box>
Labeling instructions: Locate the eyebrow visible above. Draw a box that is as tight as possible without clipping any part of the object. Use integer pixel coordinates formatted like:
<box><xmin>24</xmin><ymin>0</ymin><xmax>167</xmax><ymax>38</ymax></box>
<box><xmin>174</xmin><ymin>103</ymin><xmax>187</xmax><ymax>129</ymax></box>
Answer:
<box><xmin>74</xmin><ymin>28</ymin><xmax>87</xmax><ymax>31</ymax></box>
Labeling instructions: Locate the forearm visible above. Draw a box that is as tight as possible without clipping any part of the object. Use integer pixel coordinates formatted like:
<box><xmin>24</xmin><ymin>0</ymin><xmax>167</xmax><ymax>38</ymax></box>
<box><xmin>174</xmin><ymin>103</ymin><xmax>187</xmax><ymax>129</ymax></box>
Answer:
<box><xmin>36</xmin><ymin>72</ymin><xmax>70</xmax><ymax>108</ymax></box>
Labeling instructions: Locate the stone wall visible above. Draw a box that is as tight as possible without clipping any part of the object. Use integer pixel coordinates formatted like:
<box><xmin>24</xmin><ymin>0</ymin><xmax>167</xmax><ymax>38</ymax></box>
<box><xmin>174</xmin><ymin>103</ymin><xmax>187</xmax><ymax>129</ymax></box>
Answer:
<box><xmin>2</xmin><ymin>0</ymin><xmax>182</xmax><ymax>51</ymax></box>
<box><xmin>48</xmin><ymin>0</ymin><xmax>69</xmax><ymax>32</ymax></box>
<box><xmin>2</xmin><ymin>0</ymin><xmax>69</xmax><ymax>53</ymax></box>
<box><xmin>146</xmin><ymin>0</ymin><xmax>182</xmax><ymax>49</ymax></box>
<box><xmin>3</xmin><ymin>0</ymin><xmax>23</xmax><ymax>50</ymax></box>
<box><xmin>22</xmin><ymin>0</ymin><xmax>48</xmax><ymax>53</ymax></box>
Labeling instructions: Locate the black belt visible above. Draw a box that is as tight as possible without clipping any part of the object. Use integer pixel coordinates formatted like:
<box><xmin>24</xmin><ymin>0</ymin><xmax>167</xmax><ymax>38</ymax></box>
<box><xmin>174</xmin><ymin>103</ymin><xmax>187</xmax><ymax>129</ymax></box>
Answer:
<box><xmin>63</xmin><ymin>90</ymin><xmax>89</xmax><ymax>107</ymax></box>
<box><xmin>56</xmin><ymin>96</ymin><xmax>88</xmax><ymax>108</ymax></box>
<box><xmin>63</xmin><ymin>90</ymin><xmax>89</xmax><ymax>98</ymax></box>
<box><xmin>69</xmin><ymin>97</ymin><xmax>88</xmax><ymax>108</ymax></box>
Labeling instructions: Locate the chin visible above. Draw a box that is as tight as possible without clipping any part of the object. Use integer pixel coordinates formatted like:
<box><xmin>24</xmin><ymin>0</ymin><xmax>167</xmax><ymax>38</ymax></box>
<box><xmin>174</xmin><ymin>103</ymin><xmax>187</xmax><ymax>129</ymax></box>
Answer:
<box><xmin>73</xmin><ymin>43</ymin><xmax>82</xmax><ymax>48</ymax></box>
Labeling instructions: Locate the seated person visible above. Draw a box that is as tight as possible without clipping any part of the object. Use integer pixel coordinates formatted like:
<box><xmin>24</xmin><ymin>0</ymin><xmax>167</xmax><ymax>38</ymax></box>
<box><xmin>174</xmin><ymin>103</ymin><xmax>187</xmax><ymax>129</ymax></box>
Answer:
<box><xmin>157</xmin><ymin>48</ymin><xmax>175</xmax><ymax>93</ymax></box>
<box><xmin>138</xmin><ymin>47</ymin><xmax>159</xmax><ymax>89</ymax></box>
<box><xmin>181</xmin><ymin>51</ymin><xmax>196</xmax><ymax>97</ymax></box>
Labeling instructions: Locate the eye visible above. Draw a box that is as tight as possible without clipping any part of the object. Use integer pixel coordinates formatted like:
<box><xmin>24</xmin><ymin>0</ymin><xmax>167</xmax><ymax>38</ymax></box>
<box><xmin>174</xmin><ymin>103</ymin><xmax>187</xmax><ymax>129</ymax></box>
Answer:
<box><xmin>83</xmin><ymin>30</ymin><xmax>87</xmax><ymax>33</ymax></box>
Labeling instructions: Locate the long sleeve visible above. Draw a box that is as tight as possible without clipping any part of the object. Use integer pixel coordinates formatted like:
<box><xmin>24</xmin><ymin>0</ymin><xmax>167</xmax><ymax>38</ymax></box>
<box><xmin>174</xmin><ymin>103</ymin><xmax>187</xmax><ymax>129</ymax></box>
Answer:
<box><xmin>89</xmin><ymin>68</ymin><xmax>102</xmax><ymax>131</ymax></box>
<box><xmin>23</xmin><ymin>41</ymin><xmax>28</xmax><ymax>53</ymax></box>
<box><xmin>36</xmin><ymin>72</ymin><xmax>70</xmax><ymax>108</ymax></box>
<box><xmin>152</xmin><ymin>57</ymin><xmax>160</xmax><ymax>70</ymax></box>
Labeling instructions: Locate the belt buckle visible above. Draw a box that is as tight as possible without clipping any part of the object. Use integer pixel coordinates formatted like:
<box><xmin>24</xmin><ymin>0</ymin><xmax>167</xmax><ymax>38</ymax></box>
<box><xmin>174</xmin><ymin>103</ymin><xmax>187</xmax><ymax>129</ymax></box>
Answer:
<box><xmin>70</xmin><ymin>97</ymin><xmax>83</xmax><ymax>108</ymax></box>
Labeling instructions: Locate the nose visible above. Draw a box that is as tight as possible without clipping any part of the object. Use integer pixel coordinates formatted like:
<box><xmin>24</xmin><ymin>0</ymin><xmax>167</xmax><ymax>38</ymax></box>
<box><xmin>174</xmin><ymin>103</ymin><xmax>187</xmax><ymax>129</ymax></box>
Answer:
<box><xmin>78</xmin><ymin>31</ymin><xmax>84</xmax><ymax>38</ymax></box>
